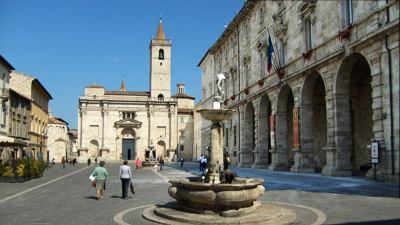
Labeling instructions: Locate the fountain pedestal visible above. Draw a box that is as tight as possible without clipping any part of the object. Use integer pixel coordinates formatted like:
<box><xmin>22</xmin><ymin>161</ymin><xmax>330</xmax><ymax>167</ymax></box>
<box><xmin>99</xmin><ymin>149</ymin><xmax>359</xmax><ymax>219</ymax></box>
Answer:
<box><xmin>206</xmin><ymin>122</ymin><xmax>223</xmax><ymax>183</ymax></box>
<box><xmin>197</xmin><ymin>108</ymin><xmax>235</xmax><ymax>184</ymax></box>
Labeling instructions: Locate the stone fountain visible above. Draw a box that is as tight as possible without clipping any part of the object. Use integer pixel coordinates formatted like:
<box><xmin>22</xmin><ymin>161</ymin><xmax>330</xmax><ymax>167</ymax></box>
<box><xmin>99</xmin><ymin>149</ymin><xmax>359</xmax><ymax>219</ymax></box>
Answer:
<box><xmin>142</xmin><ymin>73</ymin><xmax>304</xmax><ymax>224</ymax></box>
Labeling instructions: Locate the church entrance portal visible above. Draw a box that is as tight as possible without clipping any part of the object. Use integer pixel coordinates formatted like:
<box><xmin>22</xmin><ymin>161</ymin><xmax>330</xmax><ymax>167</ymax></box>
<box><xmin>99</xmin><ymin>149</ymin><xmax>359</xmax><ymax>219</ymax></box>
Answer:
<box><xmin>122</xmin><ymin>139</ymin><xmax>135</xmax><ymax>160</ymax></box>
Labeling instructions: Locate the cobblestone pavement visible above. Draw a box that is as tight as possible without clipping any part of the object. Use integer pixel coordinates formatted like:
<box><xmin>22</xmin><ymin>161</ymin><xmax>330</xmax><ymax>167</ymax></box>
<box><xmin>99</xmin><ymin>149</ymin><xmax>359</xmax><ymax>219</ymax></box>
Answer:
<box><xmin>0</xmin><ymin>162</ymin><xmax>399</xmax><ymax>225</ymax></box>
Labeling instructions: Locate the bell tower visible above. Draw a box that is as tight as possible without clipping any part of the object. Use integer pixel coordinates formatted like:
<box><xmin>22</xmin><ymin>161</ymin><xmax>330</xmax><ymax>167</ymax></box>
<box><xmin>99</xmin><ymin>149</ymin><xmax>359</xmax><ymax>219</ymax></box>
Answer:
<box><xmin>150</xmin><ymin>18</ymin><xmax>171</xmax><ymax>98</ymax></box>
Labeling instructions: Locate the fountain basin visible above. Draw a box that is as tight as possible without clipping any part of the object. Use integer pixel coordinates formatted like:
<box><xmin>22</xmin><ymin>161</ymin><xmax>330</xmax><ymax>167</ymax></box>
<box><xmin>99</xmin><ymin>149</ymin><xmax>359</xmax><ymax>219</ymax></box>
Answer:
<box><xmin>197</xmin><ymin>109</ymin><xmax>235</xmax><ymax>122</ymax></box>
<box><xmin>168</xmin><ymin>177</ymin><xmax>265</xmax><ymax>216</ymax></box>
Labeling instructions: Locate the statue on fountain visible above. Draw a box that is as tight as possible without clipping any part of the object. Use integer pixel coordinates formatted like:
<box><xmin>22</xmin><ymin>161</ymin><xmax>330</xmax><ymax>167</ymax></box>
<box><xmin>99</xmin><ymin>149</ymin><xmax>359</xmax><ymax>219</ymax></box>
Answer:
<box><xmin>215</xmin><ymin>72</ymin><xmax>226</xmax><ymax>103</ymax></box>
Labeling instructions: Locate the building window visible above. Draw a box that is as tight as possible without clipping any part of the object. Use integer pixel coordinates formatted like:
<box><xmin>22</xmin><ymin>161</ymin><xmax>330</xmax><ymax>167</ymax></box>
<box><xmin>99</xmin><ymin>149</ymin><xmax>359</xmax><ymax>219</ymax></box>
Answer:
<box><xmin>304</xmin><ymin>19</ymin><xmax>313</xmax><ymax>51</ymax></box>
<box><xmin>225</xmin><ymin>128</ymin><xmax>228</xmax><ymax>146</ymax></box>
<box><xmin>158</xmin><ymin>49</ymin><xmax>164</xmax><ymax>60</ymax></box>
<box><xmin>122</xmin><ymin>112</ymin><xmax>136</xmax><ymax>119</ymax></box>
<box><xmin>232</xmin><ymin>74</ymin><xmax>236</xmax><ymax>96</ymax></box>
<box><xmin>278</xmin><ymin>39</ymin><xmax>286</xmax><ymax>66</ymax></box>
<box><xmin>260</xmin><ymin>51</ymin><xmax>265</xmax><ymax>78</ymax></box>
<box><xmin>233</xmin><ymin>125</ymin><xmax>237</xmax><ymax>147</ymax></box>
<box><xmin>245</xmin><ymin>64</ymin><xmax>250</xmax><ymax>88</ymax></box>
<box><xmin>342</xmin><ymin>0</ymin><xmax>353</xmax><ymax>28</ymax></box>
<box><xmin>158</xmin><ymin>94</ymin><xmax>164</xmax><ymax>101</ymax></box>
<box><xmin>180</xmin><ymin>145</ymin><xmax>184</xmax><ymax>151</ymax></box>
<box><xmin>180</xmin><ymin>117</ymin><xmax>184</xmax><ymax>124</ymax></box>
<box><xmin>259</xmin><ymin>7</ymin><xmax>264</xmax><ymax>26</ymax></box>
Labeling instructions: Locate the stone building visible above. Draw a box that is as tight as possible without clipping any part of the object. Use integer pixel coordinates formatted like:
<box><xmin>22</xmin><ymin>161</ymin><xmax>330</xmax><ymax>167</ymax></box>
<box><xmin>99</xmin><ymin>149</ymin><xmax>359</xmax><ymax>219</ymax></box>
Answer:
<box><xmin>10</xmin><ymin>72</ymin><xmax>53</xmax><ymax>163</ymax></box>
<box><xmin>78</xmin><ymin>19</ymin><xmax>195</xmax><ymax>162</ymax></box>
<box><xmin>0</xmin><ymin>55</ymin><xmax>12</xmax><ymax>138</ymax></box>
<box><xmin>195</xmin><ymin>0</ymin><xmax>399</xmax><ymax>182</ymax></box>
<box><xmin>68</xmin><ymin>128</ymin><xmax>78</xmax><ymax>159</ymax></box>
<box><xmin>6</xmin><ymin>89</ymin><xmax>31</xmax><ymax>159</ymax></box>
<box><xmin>47</xmin><ymin>117</ymin><xmax>69</xmax><ymax>162</ymax></box>
<box><xmin>0</xmin><ymin>55</ymin><xmax>31</xmax><ymax>161</ymax></box>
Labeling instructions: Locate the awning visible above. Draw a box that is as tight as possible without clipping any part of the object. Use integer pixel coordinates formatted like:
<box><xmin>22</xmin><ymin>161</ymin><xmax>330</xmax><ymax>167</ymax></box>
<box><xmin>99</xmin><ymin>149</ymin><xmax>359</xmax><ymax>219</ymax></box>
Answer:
<box><xmin>0</xmin><ymin>136</ymin><xmax>29</xmax><ymax>147</ymax></box>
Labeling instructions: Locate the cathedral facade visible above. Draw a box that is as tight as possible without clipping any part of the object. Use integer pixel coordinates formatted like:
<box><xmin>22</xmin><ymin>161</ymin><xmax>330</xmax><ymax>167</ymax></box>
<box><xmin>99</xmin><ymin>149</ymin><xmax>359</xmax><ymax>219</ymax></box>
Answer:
<box><xmin>78</xmin><ymin>20</ymin><xmax>194</xmax><ymax>162</ymax></box>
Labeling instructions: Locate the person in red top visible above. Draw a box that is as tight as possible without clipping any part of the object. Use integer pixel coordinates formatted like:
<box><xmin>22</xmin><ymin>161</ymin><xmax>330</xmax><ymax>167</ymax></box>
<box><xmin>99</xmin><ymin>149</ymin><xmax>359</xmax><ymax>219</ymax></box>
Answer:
<box><xmin>135</xmin><ymin>158</ymin><xmax>141</xmax><ymax>170</ymax></box>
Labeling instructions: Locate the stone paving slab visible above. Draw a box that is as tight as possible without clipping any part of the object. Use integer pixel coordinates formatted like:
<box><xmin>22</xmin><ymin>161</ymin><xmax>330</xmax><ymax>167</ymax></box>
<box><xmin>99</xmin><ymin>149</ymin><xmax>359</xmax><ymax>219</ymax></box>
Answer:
<box><xmin>0</xmin><ymin>162</ymin><xmax>399</xmax><ymax>225</ymax></box>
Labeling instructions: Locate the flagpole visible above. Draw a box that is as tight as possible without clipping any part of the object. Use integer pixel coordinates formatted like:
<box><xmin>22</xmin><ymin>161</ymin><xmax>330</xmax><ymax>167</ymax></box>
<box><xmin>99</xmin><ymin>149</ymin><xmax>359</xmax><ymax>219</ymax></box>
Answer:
<box><xmin>265</xmin><ymin>31</ymin><xmax>279</xmax><ymax>74</ymax></box>
<box><xmin>266</xmin><ymin>33</ymin><xmax>279</xmax><ymax>74</ymax></box>
<box><xmin>267</xmin><ymin>26</ymin><xmax>282</xmax><ymax>70</ymax></box>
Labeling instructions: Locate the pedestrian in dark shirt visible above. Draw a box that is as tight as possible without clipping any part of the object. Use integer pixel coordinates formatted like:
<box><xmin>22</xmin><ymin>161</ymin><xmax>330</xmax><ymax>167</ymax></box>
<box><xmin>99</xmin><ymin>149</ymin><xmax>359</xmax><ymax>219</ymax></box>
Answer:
<box><xmin>87</xmin><ymin>158</ymin><xmax>91</xmax><ymax>166</ymax></box>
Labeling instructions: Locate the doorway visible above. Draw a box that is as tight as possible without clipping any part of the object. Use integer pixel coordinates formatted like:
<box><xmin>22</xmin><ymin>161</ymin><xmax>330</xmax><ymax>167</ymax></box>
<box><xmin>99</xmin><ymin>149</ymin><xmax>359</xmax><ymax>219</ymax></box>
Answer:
<box><xmin>122</xmin><ymin>139</ymin><xmax>135</xmax><ymax>160</ymax></box>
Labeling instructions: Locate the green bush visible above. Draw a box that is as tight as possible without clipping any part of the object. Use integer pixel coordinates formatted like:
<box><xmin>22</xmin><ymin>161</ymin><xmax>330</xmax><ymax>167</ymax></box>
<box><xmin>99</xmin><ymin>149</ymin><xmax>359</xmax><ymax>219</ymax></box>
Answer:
<box><xmin>0</xmin><ymin>163</ymin><xmax>4</xmax><ymax>176</ymax></box>
<box><xmin>0</xmin><ymin>157</ymin><xmax>45</xmax><ymax>178</ymax></box>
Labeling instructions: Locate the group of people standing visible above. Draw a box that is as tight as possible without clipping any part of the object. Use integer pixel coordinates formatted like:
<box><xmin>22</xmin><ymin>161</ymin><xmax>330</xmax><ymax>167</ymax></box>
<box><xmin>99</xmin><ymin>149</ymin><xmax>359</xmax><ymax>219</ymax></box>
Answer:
<box><xmin>91</xmin><ymin>160</ymin><xmax>136</xmax><ymax>200</ymax></box>
<box><xmin>60</xmin><ymin>157</ymin><xmax>77</xmax><ymax>168</ymax></box>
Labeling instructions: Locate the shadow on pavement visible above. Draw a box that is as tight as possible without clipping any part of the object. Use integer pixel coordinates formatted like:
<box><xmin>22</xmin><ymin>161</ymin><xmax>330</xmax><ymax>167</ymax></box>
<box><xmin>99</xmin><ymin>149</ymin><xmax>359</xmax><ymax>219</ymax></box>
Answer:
<box><xmin>167</xmin><ymin>163</ymin><xmax>400</xmax><ymax>198</ymax></box>
<box><xmin>331</xmin><ymin>219</ymin><xmax>400</xmax><ymax>225</ymax></box>
<box><xmin>85</xmin><ymin>196</ymin><xmax>98</xmax><ymax>200</ymax></box>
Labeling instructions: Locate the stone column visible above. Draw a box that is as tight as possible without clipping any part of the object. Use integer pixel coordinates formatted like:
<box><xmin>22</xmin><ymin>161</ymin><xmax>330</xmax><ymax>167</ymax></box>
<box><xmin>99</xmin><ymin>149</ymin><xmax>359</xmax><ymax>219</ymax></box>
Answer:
<box><xmin>101</xmin><ymin>109</ymin><xmax>105</xmax><ymax>149</ymax></box>
<box><xmin>323</xmin><ymin>93</ymin><xmax>352</xmax><ymax>176</ymax></box>
<box><xmin>254</xmin><ymin>108</ymin><xmax>269</xmax><ymax>169</ymax></box>
<box><xmin>268</xmin><ymin>113</ymin><xmax>279</xmax><ymax>170</ymax></box>
<box><xmin>147</xmin><ymin>108</ymin><xmax>152</xmax><ymax>148</ymax></box>
<box><xmin>239</xmin><ymin>106</ymin><xmax>251</xmax><ymax>167</ymax></box>
<box><xmin>205</xmin><ymin>122</ymin><xmax>224</xmax><ymax>184</ymax></box>
<box><xmin>291</xmin><ymin>106</ymin><xmax>314</xmax><ymax>173</ymax></box>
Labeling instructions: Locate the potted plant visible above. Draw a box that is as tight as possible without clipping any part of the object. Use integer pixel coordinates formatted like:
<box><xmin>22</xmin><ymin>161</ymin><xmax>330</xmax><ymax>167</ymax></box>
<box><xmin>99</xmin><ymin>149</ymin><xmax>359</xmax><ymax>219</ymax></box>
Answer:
<box><xmin>302</xmin><ymin>50</ymin><xmax>313</xmax><ymax>61</ymax></box>
<box><xmin>277</xmin><ymin>68</ymin><xmax>285</xmax><ymax>80</ymax></box>
<box><xmin>0</xmin><ymin>165</ymin><xmax>15</xmax><ymax>183</ymax></box>
<box><xmin>338</xmin><ymin>24</ymin><xmax>352</xmax><ymax>42</ymax></box>
<box><xmin>258</xmin><ymin>79</ymin><xmax>264</xmax><ymax>86</ymax></box>
<box><xmin>244</xmin><ymin>88</ymin><xmax>249</xmax><ymax>95</ymax></box>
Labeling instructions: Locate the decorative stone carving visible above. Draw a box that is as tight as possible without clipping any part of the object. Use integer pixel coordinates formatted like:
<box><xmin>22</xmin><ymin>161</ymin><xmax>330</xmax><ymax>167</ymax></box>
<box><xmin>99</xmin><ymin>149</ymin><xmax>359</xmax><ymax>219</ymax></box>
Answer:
<box><xmin>243</xmin><ymin>55</ymin><xmax>251</xmax><ymax>65</ymax></box>
<box><xmin>273</xmin><ymin>14</ymin><xmax>288</xmax><ymax>40</ymax></box>
<box><xmin>298</xmin><ymin>0</ymin><xmax>317</xmax><ymax>19</ymax></box>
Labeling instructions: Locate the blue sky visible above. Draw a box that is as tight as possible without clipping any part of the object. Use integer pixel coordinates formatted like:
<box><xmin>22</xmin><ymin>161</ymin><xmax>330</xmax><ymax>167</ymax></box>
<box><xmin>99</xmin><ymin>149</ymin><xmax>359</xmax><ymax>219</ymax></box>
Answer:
<box><xmin>0</xmin><ymin>0</ymin><xmax>244</xmax><ymax>128</ymax></box>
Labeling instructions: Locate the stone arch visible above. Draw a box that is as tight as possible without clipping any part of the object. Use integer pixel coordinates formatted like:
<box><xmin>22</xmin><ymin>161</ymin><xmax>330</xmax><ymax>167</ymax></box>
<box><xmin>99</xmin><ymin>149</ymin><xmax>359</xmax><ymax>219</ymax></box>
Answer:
<box><xmin>121</xmin><ymin>128</ymin><xmax>136</xmax><ymax>138</ymax></box>
<box><xmin>301</xmin><ymin>72</ymin><xmax>327</xmax><ymax>172</ymax></box>
<box><xmin>159</xmin><ymin>49</ymin><xmax>164</xmax><ymax>60</ymax></box>
<box><xmin>88</xmin><ymin>140</ymin><xmax>99</xmax><ymax>158</ymax></box>
<box><xmin>334</xmin><ymin>53</ymin><xmax>373</xmax><ymax>175</ymax></box>
<box><xmin>258</xmin><ymin>94</ymin><xmax>272</xmax><ymax>167</ymax></box>
<box><xmin>276</xmin><ymin>84</ymin><xmax>295</xmax><ymax>170</ymax></box>
<box><xmin>157</xmin><ymin>140</ymin><xmax>167</xmax><ymax>158</ymax></box>
<box><xmin>121</xmin><ymin>128</ymin><xmax>136</xmax><ymax>160</ymax></box>
<box><xmin>242</xmin><ymin>101</ymin><xmax>255</xmax><ymax>166</ymax></box>
<box><xmin>158</xmin><ymin>94</ymin><xmax>164</xmax><ymax>101</ymax></box>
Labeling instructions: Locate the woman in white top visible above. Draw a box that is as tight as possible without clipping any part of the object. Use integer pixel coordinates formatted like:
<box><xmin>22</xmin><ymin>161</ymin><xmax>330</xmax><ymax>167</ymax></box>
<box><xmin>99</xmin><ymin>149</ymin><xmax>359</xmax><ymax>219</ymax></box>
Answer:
<box><xmin>119</xmin><ymin>160</ymin><xmax>132</xmax><ymax>199</ymax></box>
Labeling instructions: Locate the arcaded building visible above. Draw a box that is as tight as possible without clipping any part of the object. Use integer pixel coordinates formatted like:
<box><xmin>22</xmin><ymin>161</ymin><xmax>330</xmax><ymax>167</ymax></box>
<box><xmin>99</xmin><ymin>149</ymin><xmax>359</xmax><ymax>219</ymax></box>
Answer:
<box><xmin>78</xmin><ymin>20</ymin><xmax>195</xmax><ymax>162</ymax></box>
<box><xmin>195</xmin><ymin>0</ymin><xmax>399</xmax><ymax>182</ymax></box>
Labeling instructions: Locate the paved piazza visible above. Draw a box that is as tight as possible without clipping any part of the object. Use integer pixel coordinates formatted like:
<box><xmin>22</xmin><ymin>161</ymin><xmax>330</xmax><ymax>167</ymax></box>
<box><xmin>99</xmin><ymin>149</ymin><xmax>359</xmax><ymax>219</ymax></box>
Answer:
<box><xmin>0</xmin><ymin>162</ymin><xmax>399</xmax><ymax>225</ymax></box>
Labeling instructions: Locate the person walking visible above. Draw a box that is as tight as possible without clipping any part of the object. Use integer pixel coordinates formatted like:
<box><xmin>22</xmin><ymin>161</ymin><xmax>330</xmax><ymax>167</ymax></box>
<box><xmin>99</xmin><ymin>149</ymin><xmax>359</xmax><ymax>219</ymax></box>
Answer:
<box><xmin>87</xmin><ymin>158</ymin><xmax>91</xmax><ymax>166</ymax></box>
<box><xmin>61</xmin><ymin>157</ymin><xmax>66</xmax><ymax>168</ymax></box>
<box><xmin>119</xmin><ymin>160</ymin><xmax>133</xmax><ymax>199</ymax></box>
<box><xmin>201</xmin><ymin>155</ymin><xmax>208</xmax><ymax>173</ymax></box>
<box><xmin>135</xmin><ymin>158</ymin><xmax>141</xmax><ymax>170</ymax></box>
<box><xmin>91</xmin><ymin>161</ymin><xmax>108</xmax><ymax>200</ymax></box>
<box><xmin>159</xmin><ymin>157</ymin><xmax>165</xmax><ymax>171</ymax></box>
<box><xmin>179</xmin><ymin>156</ymin><xmax>184</xmax><ymax>167</ymax></box>
<box><xmin>95</xmin><ymin>157</ymin><xmax>97</xmax><ymax>164</ymax></box>
<box><xmin>199</xmin><ymin>154</ymin><xmax>204</xmax><ymax>171</ymax></box>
